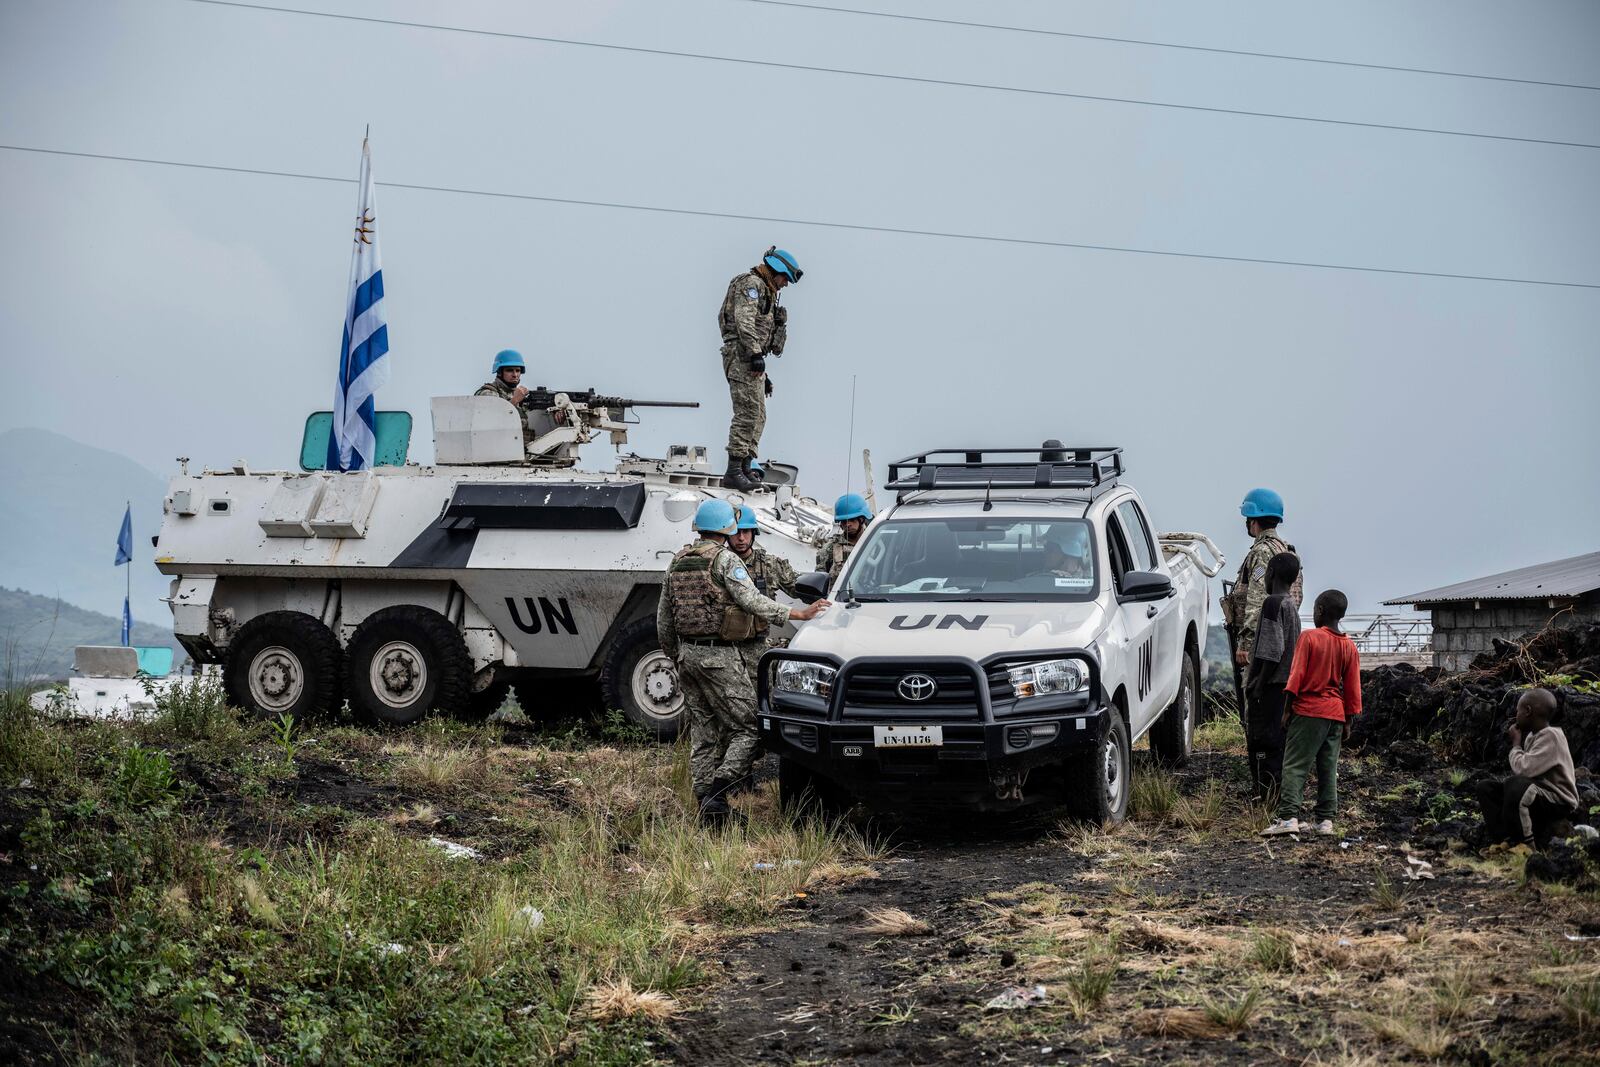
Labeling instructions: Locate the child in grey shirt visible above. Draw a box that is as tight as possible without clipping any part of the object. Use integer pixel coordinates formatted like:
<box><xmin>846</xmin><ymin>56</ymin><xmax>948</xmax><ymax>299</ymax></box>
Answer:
<box><xmin>1246</xmin><ymin>553</ymin><xmax>1303</xmax><ymax>800</ymax></box>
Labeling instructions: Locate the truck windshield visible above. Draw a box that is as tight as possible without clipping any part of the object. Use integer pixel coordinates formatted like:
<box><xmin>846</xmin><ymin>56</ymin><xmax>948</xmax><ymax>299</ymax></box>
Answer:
<box><xmin>840</xmin><ymin>517</ymin><xmax>1098</xmax><ymax>602</ymax></box>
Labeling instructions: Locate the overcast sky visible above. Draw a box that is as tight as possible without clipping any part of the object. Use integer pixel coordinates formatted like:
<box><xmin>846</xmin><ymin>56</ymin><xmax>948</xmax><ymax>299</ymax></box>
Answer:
<box><xmin>2</xmin><ymin>0</ymin><xmax>1597</xmax><ymax>615</ymax></box>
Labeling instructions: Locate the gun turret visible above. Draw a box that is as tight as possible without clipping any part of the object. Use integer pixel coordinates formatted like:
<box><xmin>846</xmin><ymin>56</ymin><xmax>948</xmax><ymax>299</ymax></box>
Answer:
<box><xmin>516</xmin><ymin>387</ymin><xmax>699</xmax><ymax>466</ymax></box>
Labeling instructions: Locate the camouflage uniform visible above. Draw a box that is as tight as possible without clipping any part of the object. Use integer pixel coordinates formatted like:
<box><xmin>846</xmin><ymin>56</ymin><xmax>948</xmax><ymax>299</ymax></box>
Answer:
<box><xmin>718</xmin><ymin>268</ymin><xmax>786</xmax><ymax>459</ymax></box>
<box><xmin>816</xmin><ymin>533</ymin><xmax>857</xmax><ymax>585</ymax></box>
<box><xmin>1220</xmin><ymin>529</ymin><xmax>1304</xmax><ymax>651</ymax></box>
<box><xmin>733</xmin><ymin>544</ymin><xmax>801</xmax><ymax>689</ymax></box>
<box><xmin>657</xmin><ymin>538</ymin><xmax>790</xmax><ymax>796</ymax></box>
<box><xmin>475</xmin><ymin>379</ymin><xmax>533</xmax><ymax>447</ymax></box>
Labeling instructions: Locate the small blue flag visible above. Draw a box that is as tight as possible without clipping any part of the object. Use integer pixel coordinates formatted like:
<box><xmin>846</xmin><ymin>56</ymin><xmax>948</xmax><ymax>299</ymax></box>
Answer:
<box><xmin>121</xmin><ymin>596</ymin><xmax>132</xmax><ymax>646</ymax></box>
<box><xmin>114</xmin><ymin>504</ymin><xmax>133</xmax><ymax>566</ymax></box>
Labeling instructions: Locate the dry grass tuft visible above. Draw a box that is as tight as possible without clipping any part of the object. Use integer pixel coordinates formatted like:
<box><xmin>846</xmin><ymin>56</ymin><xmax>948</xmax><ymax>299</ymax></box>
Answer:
<box><xmin>1359</xmin><ymin>1011</ymin><xmax>1455</xmax><ymax>1060</ymax></box>
<box><xmin>1114</xmin><ymin>916</ymin><xmax>1236</xmax><ymax>958</ymax></box>
<box><xmin>857</xmin><ymin>907</ymin><xmax>931</xmax><ymax>937</ymax></box>
<box><xmin>584</xmin><ymin>977</ymin><xmax>680</xmax><ymax>1022</ymax></box>
<box><xmin>1136</xmin><ymin>1006</ymin><xmax>1232</xmax><ymax>1040</ymax></box>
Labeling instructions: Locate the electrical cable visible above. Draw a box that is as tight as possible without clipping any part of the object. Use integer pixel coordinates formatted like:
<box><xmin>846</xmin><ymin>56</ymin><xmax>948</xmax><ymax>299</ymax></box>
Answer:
<box><xmin>5</xmin><ymin>142</ymin><xmax>1595</xmax><ymax>290</ymax></box>
<box><xmin>738</xmin><ymin>0</ymin><xmax>1600</xmax><ymax>93</ymax></box>
<box><xmin>181</xmin><ymin>0</ymin><xmax>1600</xmax><ymax>151</ymax></box>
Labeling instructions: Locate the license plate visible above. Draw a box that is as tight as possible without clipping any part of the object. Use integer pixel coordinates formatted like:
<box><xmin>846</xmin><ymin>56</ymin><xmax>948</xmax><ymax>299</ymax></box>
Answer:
<box><xmin>873</xmin><ymin>725</ymin><xmax>943</xmax><ymax>748</ymax></box>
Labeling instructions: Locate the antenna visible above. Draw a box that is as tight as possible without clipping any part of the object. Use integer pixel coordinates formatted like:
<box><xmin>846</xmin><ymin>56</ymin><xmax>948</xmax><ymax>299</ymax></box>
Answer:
<box><xmin>844</xmin><ymin>373</ymin><xmax>857</xmax><ymax>492</ymax></box>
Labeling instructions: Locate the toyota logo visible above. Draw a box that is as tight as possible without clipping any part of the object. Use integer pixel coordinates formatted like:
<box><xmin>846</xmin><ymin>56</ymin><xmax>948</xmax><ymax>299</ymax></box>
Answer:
<box><xmin>897</xmin><ymin>673</ymin><xmax>938</xmax><ymax>702</ymax></box>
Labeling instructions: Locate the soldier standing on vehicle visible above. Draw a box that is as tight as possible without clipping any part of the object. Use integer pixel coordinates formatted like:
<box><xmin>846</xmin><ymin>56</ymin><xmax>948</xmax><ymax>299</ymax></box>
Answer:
<box><xmin>475</xmin><ymin>349</ymin><xmax>533</xmax><ymax>447</ymax></box>
<box><xmin>729</xmin><ymin>505</ymin><xmax>801</xmax><ymax>682</ymax></box>
<box><xmin>817</xmin><ymin>493</ymin><xmax>872</xmax><ymax>585</ymax></box>
<box><xmin>718</xmin><ymin>247</ymin><xmax>802</xmax><ymax>491</ymax></box>
<box><xmin>658</xmin><ymin>499</ymin><xmax>830</xmax><ymax>823</ymax></box>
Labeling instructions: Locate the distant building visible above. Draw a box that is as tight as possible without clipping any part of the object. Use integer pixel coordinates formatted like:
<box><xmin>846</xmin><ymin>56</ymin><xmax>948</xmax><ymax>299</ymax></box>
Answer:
<box><xmin>1385</xmin><ymin>551</ymin><xmax>1600</xmax><ymax>672</ymax></box>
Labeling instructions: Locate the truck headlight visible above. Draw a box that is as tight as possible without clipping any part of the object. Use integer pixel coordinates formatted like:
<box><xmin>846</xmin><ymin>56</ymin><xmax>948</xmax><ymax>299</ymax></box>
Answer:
<box><xmin>1005</xmin><ymin>658</ymin><xmax>1086</xmax><ymax>699</ymax></box>
<box><xmin>773</xmin><ymin>660</ymin><xmax>836</xmax><ymax>698</ymax></box>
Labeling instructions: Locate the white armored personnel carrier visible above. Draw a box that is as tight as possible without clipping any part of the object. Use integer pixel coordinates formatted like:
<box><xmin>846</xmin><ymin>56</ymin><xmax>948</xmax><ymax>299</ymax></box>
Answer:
<box><xmin>152</xmin><ymin>391</ymin><xmax>833</xmax><ymax>736</ymax></box>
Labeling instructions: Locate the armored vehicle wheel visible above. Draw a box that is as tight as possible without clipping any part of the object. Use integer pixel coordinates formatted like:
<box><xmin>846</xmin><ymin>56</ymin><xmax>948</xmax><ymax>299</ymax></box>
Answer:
<box><xmin>1066</xmin><ymin>710</ymin><xmax>1130</xmax><ymax>827</ymax></box>
<box><xmin>1150</xmin><ymin>650</ymin><xmax>1200</xmax><ymax>766</ymax></box>
<box><xmin>346</xmin><ymin>606</ymin><xmax>472</xmax><ymax>725</ymax></box>
<box><xmin>601</xmin><ymin>617</ymin><xmax>683</xmax><ymax>741</ymax></box>
<box><xmin>459</xmin><ymin>677</ymin><xmax>512</xmax><ymax>722</ymax></box>
<box><xmin>224</xmin><ymin>611</ymin><xmax>343</xmax><ymax>721</ymax></box>
<box><xmin>778</xmin><ymin>756</ymin><xmax>846</xmax><ymax>821</ymax></box>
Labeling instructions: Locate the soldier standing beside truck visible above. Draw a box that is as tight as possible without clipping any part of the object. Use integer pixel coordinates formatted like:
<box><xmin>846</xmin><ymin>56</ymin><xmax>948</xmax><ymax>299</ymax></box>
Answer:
<box><xmin>718</xmin><ymin>247</ymin><xmax>802</xmax><ymax>492</ymax></box>
<box><xmin>658</xmin><ymin>499</ymin><xmax>830</xmax><ymax>823</ymax></box>
<box><xmin>1219</xmin><ymin>487</ymin><xmax>1303</xmax><ymax>797</ymax></box>
<box><xmin>730</xmin><ymin>505</ymin><xmax>801</xmax><ymax>683</ymax></box>
<box><xmin>817</xmin><ymin>493</ymin><xmax>872</xmax><ymax>584</ymax></box>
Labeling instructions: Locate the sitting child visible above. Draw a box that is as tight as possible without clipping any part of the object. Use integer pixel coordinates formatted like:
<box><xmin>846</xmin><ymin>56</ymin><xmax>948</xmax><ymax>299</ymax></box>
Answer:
<box><xmin>1475</xmin><ymin>687</ymin><xmax>1578</xmax><ymax>851</ymax></box>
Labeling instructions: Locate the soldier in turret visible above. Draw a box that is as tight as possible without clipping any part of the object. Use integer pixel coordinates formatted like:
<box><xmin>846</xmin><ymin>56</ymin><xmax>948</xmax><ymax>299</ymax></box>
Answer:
<box><xmin>658</xmin><ymin>499</ymin><xmax>830</xmax><ymax>822</ymax></box>
<box><xmin>718</xmin><ymin>247</ymin><xmax>801</xmax><ymax>491</ymax></box>
<box><xmin>475</xmin><ymin>349</ymin><xmax>533</xmax><ymax>447</ymax></box>
<box><xmin>817</xmin><ymin>493</ymin><xmax>872</xmax><ymax>586</ymax></box>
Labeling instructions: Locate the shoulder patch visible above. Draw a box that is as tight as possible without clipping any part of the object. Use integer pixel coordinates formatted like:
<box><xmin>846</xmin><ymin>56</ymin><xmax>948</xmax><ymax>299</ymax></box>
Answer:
<box><xmin>1251</xmin><ymin>566</ymin><xmax>1267</xmax><ymax>580</ymax></box>
<box><xmin>732</xmin><ymin>566</ymin><xmax>749</xmax><ymax>581</ymax></box>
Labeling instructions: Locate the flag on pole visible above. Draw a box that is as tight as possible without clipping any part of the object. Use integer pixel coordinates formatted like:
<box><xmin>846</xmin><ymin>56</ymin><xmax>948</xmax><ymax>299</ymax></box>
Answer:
<box><xmin>114</xmin><ymin>503</ymin><xmax>133</xmax><ymax>645</ymax></box>
<box><xmin>327</xmin><ymin>136</ymin><xmax>390</xmax><ymax>471</ymax></box>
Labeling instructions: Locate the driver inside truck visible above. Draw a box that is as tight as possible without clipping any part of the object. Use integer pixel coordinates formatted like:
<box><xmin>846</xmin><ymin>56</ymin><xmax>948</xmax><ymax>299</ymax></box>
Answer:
<box><xmin>1033</xmin><ymin>525</ymin><xmax>1091</xmax><ymax>579</ymax></box>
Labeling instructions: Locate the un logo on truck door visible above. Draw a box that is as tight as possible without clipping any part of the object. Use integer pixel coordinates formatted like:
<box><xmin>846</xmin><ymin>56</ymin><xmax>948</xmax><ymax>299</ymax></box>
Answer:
<box><xmin>1137</xmin><ymin>637</ymin><xmax>1154</xmax><ymax>702</ymax></box>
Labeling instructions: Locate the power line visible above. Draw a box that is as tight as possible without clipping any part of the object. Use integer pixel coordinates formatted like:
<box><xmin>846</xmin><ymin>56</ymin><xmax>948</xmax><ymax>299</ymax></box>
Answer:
<box><xmin>739</xmin><ymin>0</ymin><xmax>1600</xmax><ymax>93</ymax></box>
<box><xmin>5</xmin><ymin>142</ymin><xmax>1596</xmax><ymax>291</ymax></box>
<box><xmin>183</xmin><ymin>0</ymin><xmax>1600</xmax><ymax>152</ymax></box>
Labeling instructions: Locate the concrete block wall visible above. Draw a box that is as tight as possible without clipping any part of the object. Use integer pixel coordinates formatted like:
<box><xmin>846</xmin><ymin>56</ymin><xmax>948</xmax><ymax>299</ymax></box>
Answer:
<box><xmin>1430</xmin><ymin>600</ymin><xmax>1600</xmax><ymax>672</ymax></box>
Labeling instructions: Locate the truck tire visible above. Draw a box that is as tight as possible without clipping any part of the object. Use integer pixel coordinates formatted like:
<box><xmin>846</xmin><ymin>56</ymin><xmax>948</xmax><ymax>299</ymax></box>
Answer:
<box><xmin>600</xmin><ymin>617</ymin><xmax>683</xmax><ymax>741</ymax></box>
<box><xmin>1065</xmin><ymin>711</ymin><xmax>1130</xmax><ymax>827</ymax></box>
<box><xmin>223</xmin><ymin>611</ymin><xmax>343</xmax><ymax>721</ymax></box>
<box><xmin>1150</xmin><ymin>650</ymin><xmax>1200</xmax><ymax>767</ymax></box>
<box><xmin>778</xmin><ymin>756</ymin><xmax>845</xmax><ymax>821</ymax></box>
<box><xmin>345</xmin><ymin>606</ymin><xmax>472</xmax><ymax>726</ymax></box>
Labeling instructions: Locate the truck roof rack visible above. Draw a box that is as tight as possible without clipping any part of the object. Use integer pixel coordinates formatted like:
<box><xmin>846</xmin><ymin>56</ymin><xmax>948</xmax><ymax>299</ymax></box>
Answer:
<box><xmin>886</xmin><ymin>446</ymin><xmax>1123</xmax><ymax>496</ymax></box>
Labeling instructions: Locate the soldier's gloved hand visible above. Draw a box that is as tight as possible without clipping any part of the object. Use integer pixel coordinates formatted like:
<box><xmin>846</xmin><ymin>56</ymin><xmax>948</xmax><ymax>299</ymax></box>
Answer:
<box><xmin>774</xmin><ymin>305</ymin><xmax>788</xmax><ymax>325</ymax></box>
<box><xmin>749</xmin><ymin>355</ymin><xmax>766</xmax><ymax>375</ymax></box>
<box><xmin>764</xmin><ymin>376</ymin><xmax>774</xmax><ymax>398</ymax></box>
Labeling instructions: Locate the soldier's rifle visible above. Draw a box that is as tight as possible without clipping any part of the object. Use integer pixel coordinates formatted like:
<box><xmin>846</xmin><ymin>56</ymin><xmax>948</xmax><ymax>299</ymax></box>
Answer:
<box><xmin>1220</xmin><ymin>578</ymin><xmax>1247</xmax><ymax>720</ymax></box>
<box><xmin>520</xmin><ymin>387</ymin><xmax>699</xmax><ymax>413</ymax></box>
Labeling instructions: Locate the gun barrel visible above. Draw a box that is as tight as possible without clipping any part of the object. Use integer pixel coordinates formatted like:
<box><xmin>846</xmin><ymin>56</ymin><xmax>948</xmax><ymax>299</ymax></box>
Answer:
<box><xmin>618</xmin><ymin>400</ymin><xmax>700</xmax><ymax>409</ymax></box>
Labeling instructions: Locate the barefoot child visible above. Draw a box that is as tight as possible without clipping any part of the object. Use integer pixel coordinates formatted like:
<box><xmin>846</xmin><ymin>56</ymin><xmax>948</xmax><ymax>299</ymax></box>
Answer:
<box><xmin>1260</xmin><ymin>590</ymin><xmax>1362</xmax><ymax>837</ymax></box>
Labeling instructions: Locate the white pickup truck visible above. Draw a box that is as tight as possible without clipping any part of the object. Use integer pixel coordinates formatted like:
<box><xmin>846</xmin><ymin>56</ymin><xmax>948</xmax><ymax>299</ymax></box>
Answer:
<box><xmin>759</xmin><ymin>446</ymin><xmax>1224</xmax><ymax>824</ymax></box>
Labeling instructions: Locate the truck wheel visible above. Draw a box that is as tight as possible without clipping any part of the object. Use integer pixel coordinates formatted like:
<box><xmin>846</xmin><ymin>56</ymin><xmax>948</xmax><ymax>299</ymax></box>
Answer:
<box><xmin>1066</xmin><ymin>711</ymin><xmax>1130</xmax><ymax>827</ymax></box>
<box><xmin>1150</xmin><ymin>651</ymin><xmax>1200</xmax><ymax>766</ymax></box>
<box><xmin>600</xmin><ymin>617</ymin><xmax>683</xmax><ymax>741</ymax></box>
<box><xmin>223</xmin><ymin>611</ymin><xmax>342</xmax><ymax>721</ymax></box>
<box><xmin>459</xmin><ymin>677</ymin><xmax>512</xmax><ymax>722</ymax></box>
<box><xmin>346</xmin><ymin>606</ymin><xmax>472</xmax><ymax>726</ymax></box>
<box><xmin>778</xmin><ymin>756</ymin><xmax>845</xmax><ymax>821</ymax></box>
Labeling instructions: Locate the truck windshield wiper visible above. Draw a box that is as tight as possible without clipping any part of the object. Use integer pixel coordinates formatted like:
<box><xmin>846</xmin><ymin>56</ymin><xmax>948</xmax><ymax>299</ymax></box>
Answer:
<box><xmin>846</xmin><ymin>593</ymin><xmax>890</xmax><ymax>602</ymax></box>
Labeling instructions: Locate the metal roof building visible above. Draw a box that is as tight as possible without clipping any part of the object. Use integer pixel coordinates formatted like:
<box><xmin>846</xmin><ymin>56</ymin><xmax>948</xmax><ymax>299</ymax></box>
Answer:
<box><xmin>1384</xmin><ymin>551</ymin><xmax>1600</xmax><ymax>672</ymax></box>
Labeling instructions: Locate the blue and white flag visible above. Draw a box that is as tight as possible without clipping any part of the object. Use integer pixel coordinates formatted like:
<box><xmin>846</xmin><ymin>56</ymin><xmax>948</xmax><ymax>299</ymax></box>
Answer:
<box><xmin>327</xmin><ymin>136</ymin><xmax>390</xmax><ymax>471</ymax></box>
<box><xmin>114</xmin><ymin>504</ymin><xmax>133</xmax><ymax>565</ymax></box>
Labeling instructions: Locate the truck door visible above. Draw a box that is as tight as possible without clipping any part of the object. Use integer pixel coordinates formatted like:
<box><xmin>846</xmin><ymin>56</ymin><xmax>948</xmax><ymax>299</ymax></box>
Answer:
<box><xmin>1105</xmin><ymin>509</ymin><xmax>1163</xmax><ymax>736</ymax></box>
<box><xmin>1115</xmin><ymin>499</ymin><xmax>1182</xmax><ymax>715</ymax></box>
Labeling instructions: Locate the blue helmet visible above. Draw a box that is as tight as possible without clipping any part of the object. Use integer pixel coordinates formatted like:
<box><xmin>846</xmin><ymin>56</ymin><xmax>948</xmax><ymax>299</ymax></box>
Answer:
<box><xmin>748</xmin><ymin>460</ymin><xmax>764</xmax><ymax>480</ymax></box>
<box><xmin>693</xmin><ymin>498</ymin><xmax>738</xmax><ymax>534</ymax></box>
<box><xmin>491</xmin><ymin>349</ymin><xmax>525</xmax><ymax>374</ymax></box>
<box><xmin>1239</xmin><ymin>488</ymin><xmax>1285</xmax><ymax>520</ymax></box>
<box><xmin>834</xmin><ymin>493</ymin><xmax>872</xmax><ymax>523</ymax></box>
<box><xmin>734</xmin><ymin>505</ymin><xmax>760</xmax><ymax>532</ymax></box>
<box><xmin>763</xmin><ymin>247</ymin><xmax>803</xmax><ymax>283</ymax></box>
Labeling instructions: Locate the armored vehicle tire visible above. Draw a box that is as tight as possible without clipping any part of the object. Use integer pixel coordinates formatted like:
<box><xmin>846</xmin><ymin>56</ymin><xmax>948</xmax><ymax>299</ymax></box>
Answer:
<box><xmin>345</xmin><ymin>606</ymin><xmax>472</xmax><ymax>726</ymax></box>
<box><xmin>1065</xmin><ymin>710</ymin><xmax>1131</xmax><ymax>827</ymax></box>
<box><xmin>1150</xmin><ymin>650</ymin><xmax>1200</xmax><ymax>767</ymax></box>
<box><xmin>601</xmin><ymin>617</ymin><xmax>684</xmax><ymax>741</ymax></box>
<box><xmin>223</xmin><ymin>611</ymin><xmax>343</xmax><ymax>721</ymax></box>
<box><xmin>777</xmin><ymin>757</ymin><xmax>846</xmax><ymax>821</ymax></box>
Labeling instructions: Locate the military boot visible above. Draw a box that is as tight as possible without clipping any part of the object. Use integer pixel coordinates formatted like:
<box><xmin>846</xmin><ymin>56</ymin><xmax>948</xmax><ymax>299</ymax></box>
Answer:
<box><xmin>741</xmin><ymin>457</ymin><xmax>765</xmax><ymax>491</ymax></box>
<box><xmin>720</xmin><ymin>458</ymin><xmax>756</xmax><ymax>492</ymax></box>
<box><xmin>697</xmin><ymin>778</ymin><xmax>732</xmax><ymax>824</ymax></box>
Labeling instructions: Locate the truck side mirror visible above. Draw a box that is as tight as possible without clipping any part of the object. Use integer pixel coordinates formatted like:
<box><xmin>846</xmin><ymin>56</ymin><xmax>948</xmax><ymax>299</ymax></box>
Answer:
<box><xmin>1120</xmin><ymin>569</ymin><xmax>1173</xmax><ymax>602</ymax></box>
<box><xmin>795</xmin><ymin>571</ymin><xmax>831</xmax><ymax>604</ymax></box>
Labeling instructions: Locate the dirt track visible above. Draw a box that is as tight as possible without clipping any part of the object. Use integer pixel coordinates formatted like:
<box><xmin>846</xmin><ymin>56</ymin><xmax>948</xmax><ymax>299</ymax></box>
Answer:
<box><xmin>669</xmin><ymin>750</ymin><xmax>1600</xmax><ymax>1066</ymax></box>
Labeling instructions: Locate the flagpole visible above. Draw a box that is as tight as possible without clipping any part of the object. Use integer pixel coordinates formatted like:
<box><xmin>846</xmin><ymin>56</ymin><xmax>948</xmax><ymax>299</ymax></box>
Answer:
<box><xmin>125</xmin><ymin>500</ymin><xmax>131</xmax><ymax>646</ymax></box>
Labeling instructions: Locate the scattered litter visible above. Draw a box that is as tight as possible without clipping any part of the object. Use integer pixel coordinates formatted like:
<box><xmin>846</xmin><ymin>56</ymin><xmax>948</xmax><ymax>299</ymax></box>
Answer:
<box><xmin>426</xmin><ymin>837</ymin><xmax>482</xmax><ymax>861</ymax></box>
<box><xmin>18</xmin><ymin>778</ymin><xmax>31</xmax><ymax>788</ymax></box>
<box><xmin>1337</xmin><ymin>938</ymin><xmax>1353</xmax><ymax>947</ymax></box>
<box><xmin>1403</xmin><ymin>855</ymin><xmax>1436</xmax><ymax>881</ymax></box>
<box><xmin>783</xmin><ymin>859</ymin><xmax>805</xmax><ymax>868</ymax></box>
<box><xmin>753</xmin><ymin>862</ymin><xmax>777</xmax><ymax>871</ymax></box>
<box><xmin>623</xmin><ymin>864</ymin><xmax>645</xmax><ymax>874</ymax></box>
<box><xmin>1564</xmin><ymin>934</ymin><xmax>1600</xmax><ymax>942</ymax></box>
<box><xmin>376</xmin><ymin>942</ymin><xmax>406</xmax><ymax>957</ymax></box>
<box><xmin>1570</xmin><ymin>824</ymin><xmax>1599</xmax><ymax>841</ymax></box>
<box><xmin>514</xmin><ymin>1005</ymin><xmax>535</xmax><ymax>1016</ymax></box>
<box><xmin>514</xmin><ymin>906</ymin><xmax>545</xmax><ymax>933</ymax></box>
<box><xmin>1040</xmin><ymin>1047</ymin><xmax>1053</xmax><ymax>1055</ymax></box>
<box><xmin>1340</xmin><ymin>842</ymin><xmax>1351</xmax><ymax>850</ymax></box>
<box><xmin>985</xmin><ymin>984</ymin><xmax>1049</xmax><ymax>1011</ymax></box>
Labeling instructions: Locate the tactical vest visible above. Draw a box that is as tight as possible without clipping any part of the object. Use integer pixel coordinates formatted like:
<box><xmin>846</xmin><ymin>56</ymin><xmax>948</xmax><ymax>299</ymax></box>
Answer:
<box><xmin>668</xmin><ymin>542</ymin><xmax>760</xmax><ymax>641</ymax></box>
<box><xmin>718</xmin><ymin>270</ymin><xmax>776</xmax><ymax>352</ymax></box>
<box><xmin>1221</xmin><ymin>534</ymin><xmax>1304</xmax><ymax>627</ymax></box>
